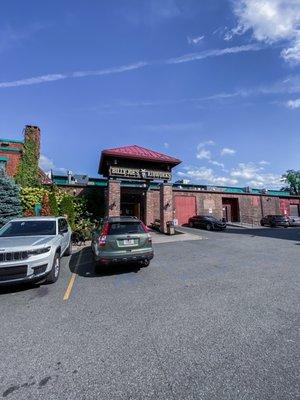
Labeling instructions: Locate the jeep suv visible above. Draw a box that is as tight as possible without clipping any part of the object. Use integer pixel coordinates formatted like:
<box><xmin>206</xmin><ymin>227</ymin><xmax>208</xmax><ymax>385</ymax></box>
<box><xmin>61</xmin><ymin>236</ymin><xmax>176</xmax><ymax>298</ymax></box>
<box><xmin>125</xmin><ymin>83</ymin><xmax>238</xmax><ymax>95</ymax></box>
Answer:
<box><xmin>0</xmin><ymin>217</ymin><xmax>72</xmax><ymax>284</ymax></box>
<box><xmin>91</xmin><ymin>216</ymin><xmax>154</xmax><ymax>269</ymax></box>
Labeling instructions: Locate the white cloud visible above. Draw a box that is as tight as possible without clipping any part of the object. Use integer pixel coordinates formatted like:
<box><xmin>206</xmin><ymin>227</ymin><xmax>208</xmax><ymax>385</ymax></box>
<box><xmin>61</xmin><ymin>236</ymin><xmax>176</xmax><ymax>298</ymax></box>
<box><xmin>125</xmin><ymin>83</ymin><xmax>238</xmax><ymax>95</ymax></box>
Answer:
<box><xmin>0</xmin><ymin>42</ymin><xmax>267</xmax><ymax>90</ymax></box>
<box><xmin>164</xmin><ymin>142</ymin><xmax>169</xmax><ymax>148</ymax></box>
<box><xmin>196</xmin><ymin>140</ymin><xmax>215</xmax><ymax>159</ymax></box>
<box><xmin>230</xmin><ymin>0</ymin><xmax>300</xmax><ymax>64</ymax></box>
<box><xmin>286</xmin><ymin>98</ymin><xmax>300</xmax><ymax>108</ymax></box>
<box><xmin>197</xmin><ymin>148</ymin><xmax>211</xmax><ymax>160</ymax></box>
<box><xmin>166</xmin><ymin>43</ymin><xmax>263</xmax><ymax>64</ymax></box>
<box><xmin>221</xmin><ymin>147</ymin><xmax>236</xmax><ymax>156</ymax></box>
<box><xmin>0</xmin><ymin>62</ymin><xmax>148</xmax><ymax>88</ymax></box>
<box><xmin>197</xmin><ymin>140</ymin><xmax>215</xmax><ymax>148</ymax></box>
<box><xmin>178</xmin><ymin>160</ymin><xmax>281</xmax><ymax>189</ymax></box>
<box><xmin>178</xmin><ymin>166</ymin><xmax>238</xmax><ymax>186</ymax></box>
<box><xmin>187</xmin><ymin>35</ymin><xmax>204</xmax><ymax>45</ymax></box>
<box><xmin>39</xmin><ymin>154</ymin><xmax>55</xmax><ymax>172</ymax></box>
<box><xmin>230</xmin><ymin>162</ymin><xmax>281</xmax><ymax>187</ymax></box>
<box><xmin>209</xmin><ymin>160</ymin><xmax>225</xmax><ymax>168</ymax></box>
<box><xmin>259</xmin><ymin>160</ymin><xmax>270</xmax><ymax>166</ymax></box>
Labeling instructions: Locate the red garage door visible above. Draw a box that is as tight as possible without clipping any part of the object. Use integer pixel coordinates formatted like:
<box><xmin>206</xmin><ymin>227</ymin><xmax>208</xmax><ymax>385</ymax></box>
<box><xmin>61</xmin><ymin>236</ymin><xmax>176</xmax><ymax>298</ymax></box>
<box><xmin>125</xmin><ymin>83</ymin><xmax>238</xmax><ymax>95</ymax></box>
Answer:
<box><xmin>175</xmin><ymin>196</ymin><xmax>196</xmax><ymax>225</ymax></box>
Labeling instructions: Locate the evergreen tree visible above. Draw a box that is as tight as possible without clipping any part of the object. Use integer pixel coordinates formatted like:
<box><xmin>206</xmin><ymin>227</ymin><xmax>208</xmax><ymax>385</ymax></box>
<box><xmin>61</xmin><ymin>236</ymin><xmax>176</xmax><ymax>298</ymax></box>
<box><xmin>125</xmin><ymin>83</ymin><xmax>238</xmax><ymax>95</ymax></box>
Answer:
<box><xmin>0</xmin><ymin>164</ymin><xmax>22</xmax><ymax>227</ymax></box>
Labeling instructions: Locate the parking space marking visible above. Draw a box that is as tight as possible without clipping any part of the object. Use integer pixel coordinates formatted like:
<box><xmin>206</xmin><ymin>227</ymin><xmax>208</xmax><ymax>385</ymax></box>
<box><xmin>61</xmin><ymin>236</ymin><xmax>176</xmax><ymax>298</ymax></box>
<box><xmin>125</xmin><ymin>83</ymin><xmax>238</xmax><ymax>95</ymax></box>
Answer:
<box><xmin>63</xmin><ymin>273</ymin><xmax>77</xmax><ymax>301</ymax></box>
<box><xmin>63</xmin><ymin>248</ymin><xmax>83</xmax><ymax>301</ymax></box>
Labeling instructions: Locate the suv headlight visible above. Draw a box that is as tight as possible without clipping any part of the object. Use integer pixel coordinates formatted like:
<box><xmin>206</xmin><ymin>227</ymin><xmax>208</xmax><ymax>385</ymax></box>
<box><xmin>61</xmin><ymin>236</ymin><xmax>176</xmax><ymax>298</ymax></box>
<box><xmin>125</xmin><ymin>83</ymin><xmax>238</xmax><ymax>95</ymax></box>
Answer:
<box><xmin>28</xmin><ymin>246</ymin><xmax>51</xmax><ymax>256</ymax></box>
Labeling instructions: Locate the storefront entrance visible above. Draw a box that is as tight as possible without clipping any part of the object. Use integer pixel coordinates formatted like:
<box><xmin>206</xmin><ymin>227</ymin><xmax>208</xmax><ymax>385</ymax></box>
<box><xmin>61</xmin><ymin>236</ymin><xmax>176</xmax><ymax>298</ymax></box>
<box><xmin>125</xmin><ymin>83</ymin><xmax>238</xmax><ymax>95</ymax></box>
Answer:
<box><xmin>121</xmin><ymin>188</ymin><xmax>146</xmax><ymax>222</ymax></box>
<box><xmin>222</xmin><ymin>198</ymin><xmax>240</xmax><ymax>222</ymax></box>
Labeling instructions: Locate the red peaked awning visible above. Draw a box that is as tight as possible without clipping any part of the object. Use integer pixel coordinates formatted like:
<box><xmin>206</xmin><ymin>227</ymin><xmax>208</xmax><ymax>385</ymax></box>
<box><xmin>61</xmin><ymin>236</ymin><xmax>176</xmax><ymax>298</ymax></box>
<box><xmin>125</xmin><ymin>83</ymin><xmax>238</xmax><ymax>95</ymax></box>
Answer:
<box><xmin>102</xmin><ymin>145</ymin><xmax>181</xmax><ymax>163</ymax></box>
<box><xmin>99</xmin><ymin>144</ymin><xmax>181</xmax><ymax>175</ymax></box>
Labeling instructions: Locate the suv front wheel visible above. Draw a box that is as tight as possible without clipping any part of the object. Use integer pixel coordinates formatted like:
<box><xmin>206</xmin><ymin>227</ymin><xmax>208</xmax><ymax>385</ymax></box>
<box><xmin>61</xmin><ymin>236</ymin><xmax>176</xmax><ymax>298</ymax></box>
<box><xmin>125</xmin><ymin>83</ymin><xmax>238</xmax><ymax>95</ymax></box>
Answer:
<box><xmin>45</xmin><ymin>253</ymin><xmax>61</xmax><ymax>284</ymax></box>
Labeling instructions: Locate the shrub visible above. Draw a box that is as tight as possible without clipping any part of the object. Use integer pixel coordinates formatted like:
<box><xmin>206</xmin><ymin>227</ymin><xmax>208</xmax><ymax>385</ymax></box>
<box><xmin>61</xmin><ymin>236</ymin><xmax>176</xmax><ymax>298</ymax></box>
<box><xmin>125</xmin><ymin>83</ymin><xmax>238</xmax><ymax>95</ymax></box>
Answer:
<box><xmin>60</xmin><ymin>196</ymin><xmax>75</xmax><ymax>229</ymax></box>
<box><xmin>48</xmin><ymin>188</ymin><xmax>59</xmax><ymax>216</ymax></box>
<box><xmin>41</xmin><ymin>192</ymin><xmax>51</xmax><ymax>216</ymax></box>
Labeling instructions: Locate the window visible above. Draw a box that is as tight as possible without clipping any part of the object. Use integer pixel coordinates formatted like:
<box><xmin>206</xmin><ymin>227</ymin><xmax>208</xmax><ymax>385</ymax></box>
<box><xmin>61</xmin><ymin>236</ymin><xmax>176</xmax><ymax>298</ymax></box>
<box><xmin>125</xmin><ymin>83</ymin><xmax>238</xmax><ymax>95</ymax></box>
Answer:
<box><xmin>290</xmin><ymin>204</ymin><xmax>299</xmax><ymax>217</ymax></box>
<box><xmin>59</xmin><ymin>219</ymin><xmax>68</xmax><ymax>232</ymax></box>
<box><xmin>0</xmin><ymin>221</ymin><xmax>56</xmax><ymax>237</ymax></box>
<box><xmin>109</xmin><ymin>222</ymin><xmax>144</xmax><ymax>235</ymax></box>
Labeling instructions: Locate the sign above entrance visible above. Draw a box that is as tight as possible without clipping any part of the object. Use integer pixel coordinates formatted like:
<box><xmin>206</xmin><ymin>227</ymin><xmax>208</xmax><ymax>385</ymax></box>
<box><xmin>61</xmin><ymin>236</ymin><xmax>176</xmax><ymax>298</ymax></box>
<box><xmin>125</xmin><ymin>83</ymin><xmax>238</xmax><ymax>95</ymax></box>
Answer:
<box><xmin>109</xmin><ymin>166</ymin><xmax>171</xmax><ymax>181</ymax></box>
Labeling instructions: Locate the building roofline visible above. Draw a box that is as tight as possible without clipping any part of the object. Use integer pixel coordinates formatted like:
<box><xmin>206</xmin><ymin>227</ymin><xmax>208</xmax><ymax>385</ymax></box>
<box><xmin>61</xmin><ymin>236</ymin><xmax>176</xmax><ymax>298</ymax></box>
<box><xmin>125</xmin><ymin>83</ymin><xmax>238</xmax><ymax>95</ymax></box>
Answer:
<box><xmin>0</xmin><ymin>138</ymin><xmax>24</xmax><ymax>144</ymax></box>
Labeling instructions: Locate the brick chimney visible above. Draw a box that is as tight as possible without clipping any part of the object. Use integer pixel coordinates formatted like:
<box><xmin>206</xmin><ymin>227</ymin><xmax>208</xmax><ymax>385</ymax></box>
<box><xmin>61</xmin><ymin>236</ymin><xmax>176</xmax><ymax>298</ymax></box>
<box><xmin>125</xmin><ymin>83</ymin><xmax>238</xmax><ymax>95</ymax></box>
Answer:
<box><xmin>24</xmin><ymin>125</ymin><xmax>40</xmax><ymax>159</ymax></box>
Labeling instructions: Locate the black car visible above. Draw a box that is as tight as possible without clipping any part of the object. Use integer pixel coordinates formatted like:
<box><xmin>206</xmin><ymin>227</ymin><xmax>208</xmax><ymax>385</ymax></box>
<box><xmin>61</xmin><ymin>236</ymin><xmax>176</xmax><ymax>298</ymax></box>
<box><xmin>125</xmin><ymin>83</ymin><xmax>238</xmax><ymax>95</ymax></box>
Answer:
<box><xmin>260</xmin><ymin>215</ymin><xmax>289</xmax><ymax>228</ymax></box>
<box><xmin>188</xmin><ymin>215</ymin><xmax>226</xmax><ymax>231</ymax></box>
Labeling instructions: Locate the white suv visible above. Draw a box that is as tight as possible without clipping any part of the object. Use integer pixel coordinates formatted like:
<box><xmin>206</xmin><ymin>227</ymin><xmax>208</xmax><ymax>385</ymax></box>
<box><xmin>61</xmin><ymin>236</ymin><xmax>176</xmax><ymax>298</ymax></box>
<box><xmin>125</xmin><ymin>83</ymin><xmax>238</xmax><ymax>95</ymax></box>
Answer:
<box><xmin>0</xmin><ymin>217</ymin><xmax>72</xmax><ymax>285</ymax></box>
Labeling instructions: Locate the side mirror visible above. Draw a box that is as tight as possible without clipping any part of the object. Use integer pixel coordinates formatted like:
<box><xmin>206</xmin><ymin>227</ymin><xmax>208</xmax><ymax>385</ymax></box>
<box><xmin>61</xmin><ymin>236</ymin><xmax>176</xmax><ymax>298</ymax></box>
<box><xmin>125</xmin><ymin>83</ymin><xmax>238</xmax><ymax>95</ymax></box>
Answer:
<box><xmin>59</xmin><ymin>228</ymin><xmax>68</xmax><ymax>234</ymax></box>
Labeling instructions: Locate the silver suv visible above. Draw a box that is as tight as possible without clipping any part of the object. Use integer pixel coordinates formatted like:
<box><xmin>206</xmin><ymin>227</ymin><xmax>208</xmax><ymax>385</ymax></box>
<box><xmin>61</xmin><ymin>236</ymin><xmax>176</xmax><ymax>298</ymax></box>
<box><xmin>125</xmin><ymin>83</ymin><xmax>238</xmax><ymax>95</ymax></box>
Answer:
<box><xmin>0</xmin><ymin>217</ymin><xmax>72</xmax><ymax>285</ymax></box>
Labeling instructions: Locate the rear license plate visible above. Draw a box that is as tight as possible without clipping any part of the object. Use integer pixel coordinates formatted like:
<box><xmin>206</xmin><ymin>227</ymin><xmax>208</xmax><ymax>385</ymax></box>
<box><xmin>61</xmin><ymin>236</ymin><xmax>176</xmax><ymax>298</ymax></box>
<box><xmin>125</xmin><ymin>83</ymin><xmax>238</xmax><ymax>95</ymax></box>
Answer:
<box><xmin>123</xmin><ymin>239</ymin><xmax>135</xmax><ymax>245</ymax></box>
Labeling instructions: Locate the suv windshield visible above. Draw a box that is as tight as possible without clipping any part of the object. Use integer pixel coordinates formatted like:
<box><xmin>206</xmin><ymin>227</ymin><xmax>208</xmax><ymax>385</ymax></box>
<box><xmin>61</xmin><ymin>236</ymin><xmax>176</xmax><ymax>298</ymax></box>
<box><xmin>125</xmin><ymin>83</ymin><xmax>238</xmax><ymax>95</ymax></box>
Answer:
<box><xmin>109</xmin><ymin>222</ymin><xmax>145</xmax><ymax>235</ymax></box>
<box><xmin>0</xmin><ymin>221</ymin><xmax>56</xmax><ymax>237</ymax></box>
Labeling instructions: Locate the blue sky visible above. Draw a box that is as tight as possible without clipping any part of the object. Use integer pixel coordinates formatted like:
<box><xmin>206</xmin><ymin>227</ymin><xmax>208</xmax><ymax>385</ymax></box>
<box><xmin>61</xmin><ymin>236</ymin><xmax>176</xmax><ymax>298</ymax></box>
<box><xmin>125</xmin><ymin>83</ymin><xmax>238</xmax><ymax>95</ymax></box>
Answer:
<box><xmin>0</xmin><ymin>0</ymin><xmax>299</xmax><ymax>188</ymax></box>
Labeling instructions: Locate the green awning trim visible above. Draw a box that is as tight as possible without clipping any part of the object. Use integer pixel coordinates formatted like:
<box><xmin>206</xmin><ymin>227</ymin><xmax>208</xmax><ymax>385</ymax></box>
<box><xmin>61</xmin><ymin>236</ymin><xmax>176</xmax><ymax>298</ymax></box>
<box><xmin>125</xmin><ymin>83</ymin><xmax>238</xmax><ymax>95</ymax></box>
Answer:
<box><xmin>0</xmin><ymin>146</ymin><xmax>22</xmax><ymax>152</ymax></box>
<box><xmin>0</xmin><ymin>138</ymin><xmax>23</xmax><ymax>144</ymax></box>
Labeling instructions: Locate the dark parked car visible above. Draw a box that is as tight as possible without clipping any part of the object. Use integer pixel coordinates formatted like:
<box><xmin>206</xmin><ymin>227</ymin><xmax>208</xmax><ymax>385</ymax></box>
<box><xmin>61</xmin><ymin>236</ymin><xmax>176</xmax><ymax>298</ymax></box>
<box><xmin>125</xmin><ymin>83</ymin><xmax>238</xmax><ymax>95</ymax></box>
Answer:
<box><xmin>91</xmin><ymin>216</ymin><xmax>154</xmax><ymax>270</ymax></box>
<box><xmin>260</xmin><ymin>215</ymin><xmax>289</xmax><ymax>228</ymax></box>
<box><xmin>188</xmin><ymin>215</ymin><xmax>226</xmax><ymax>231</ymax></box>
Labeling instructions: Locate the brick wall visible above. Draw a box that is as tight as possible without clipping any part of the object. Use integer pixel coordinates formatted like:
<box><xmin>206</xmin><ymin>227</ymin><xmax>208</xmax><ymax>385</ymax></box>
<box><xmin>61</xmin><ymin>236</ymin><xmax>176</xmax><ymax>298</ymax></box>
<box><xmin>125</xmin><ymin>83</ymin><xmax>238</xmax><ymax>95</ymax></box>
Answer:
<box><xmin>0</xmin><ymin>125</ymin><xmax>41</xmax><ymax>178</ymax></box>
<box><xmin>145</xmin><ymin>189</ymin><xmax>160</xmax><ymax>225</ymax></box>
<box><xmin>160</xmin><ymin>183</ymin><xmax>174</xmax><ymax>233</ymax></box>
<box><xmin>106</xmin><ymin>180</ymin><xmax>121</xmax><ymax>217</ymax></box>
<box><xmin>0</xmin><ymin>142</ymin><xmax>23</xmax><ymax>176</ymax></box>
<box><xmin>171</xmin><ymin>190</ymin><xmax>300</xmax><ymax>225</ymax></box>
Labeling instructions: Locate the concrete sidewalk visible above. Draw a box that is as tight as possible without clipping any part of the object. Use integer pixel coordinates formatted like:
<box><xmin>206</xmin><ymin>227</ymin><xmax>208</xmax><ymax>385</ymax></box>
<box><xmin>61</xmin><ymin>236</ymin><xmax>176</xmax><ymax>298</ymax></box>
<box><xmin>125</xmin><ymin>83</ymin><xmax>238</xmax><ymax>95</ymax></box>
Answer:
<box><xmin>227</xmin><ymin>222</ymin><xmax>265</xmax><ymax>229</ymax></box>
<box><xmin>150</xmin><ymin>228</ymin><xmax>205</xmax><ymax>244</ymax></box>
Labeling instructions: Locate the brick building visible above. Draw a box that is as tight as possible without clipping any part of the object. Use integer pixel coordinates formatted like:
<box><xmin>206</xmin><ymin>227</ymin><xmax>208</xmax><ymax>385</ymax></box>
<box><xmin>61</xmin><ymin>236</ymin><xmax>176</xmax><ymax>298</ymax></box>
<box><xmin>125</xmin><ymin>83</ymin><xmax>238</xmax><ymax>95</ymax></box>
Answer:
<box><xmin>51</xmin><ymin>145</ymin><xmax>300</xmax><ymax>233</ymax></box>
<box><xmin>0</xmin><ymin>125</ymin><xmax>50</xmax><ymax>184</ymax></box>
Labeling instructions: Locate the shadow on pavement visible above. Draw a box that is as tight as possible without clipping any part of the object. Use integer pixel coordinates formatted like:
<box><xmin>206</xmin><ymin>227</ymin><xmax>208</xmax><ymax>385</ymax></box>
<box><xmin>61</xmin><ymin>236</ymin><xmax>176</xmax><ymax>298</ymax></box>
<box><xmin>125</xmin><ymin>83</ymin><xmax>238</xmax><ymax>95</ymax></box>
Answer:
<box><xmin>180</xmin><ymin>225</ymin><xmax>300</xmax><ymax>242</ymax></box>
<box><xmin>0</xmin><ymin>281</ymin><xmax>42</xmax><ymax>296</ymax></box>
<box><xmin>223</xmin><ymin>226</ymin><xmax>300</xmax><ymax>242</ymax></box>
<box><xmin>69</xmin><ymin>246</ymin><xmax>141</xmax><ymax>278</ymax></box>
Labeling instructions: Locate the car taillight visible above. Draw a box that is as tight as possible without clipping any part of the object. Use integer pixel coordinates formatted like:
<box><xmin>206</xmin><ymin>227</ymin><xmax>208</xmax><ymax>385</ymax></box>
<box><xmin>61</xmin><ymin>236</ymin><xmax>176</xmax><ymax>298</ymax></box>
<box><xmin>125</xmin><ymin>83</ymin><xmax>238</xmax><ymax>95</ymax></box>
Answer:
<box><xmin>141</xmin><ymin>222</ymin><xmax>150</xmax><ymax>233</ymax></box>
<box><xmin>147</xmin><ymin>233</ymin><xmax>152</xmax><ymax>244</ymax></box>
<box><xmin>98</xmin><ymin>222</ymin><xmax>110</xmax><ymax>247</ymax></box>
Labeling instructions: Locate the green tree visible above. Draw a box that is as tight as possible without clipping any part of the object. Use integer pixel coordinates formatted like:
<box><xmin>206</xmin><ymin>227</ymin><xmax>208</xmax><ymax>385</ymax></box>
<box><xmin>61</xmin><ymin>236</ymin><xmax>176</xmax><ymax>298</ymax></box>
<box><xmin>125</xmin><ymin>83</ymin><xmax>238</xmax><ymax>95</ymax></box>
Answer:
<box><xmin>15</xmin><ymin>129</ymin><xmax>40</xmax><ymax>187</ymax></box>
<box><xmin>0</xmin><ymin>163</ymin><xmax>22</xmax><ymax>227</ymax></box>
<box><xmin>49</xmin><ymin>188</ymin><xmax>59</xmax><ymax>216</ymax></box>
<box><xmin>281</xmin><ymin>170</ymin><xmax>300</xmax><ymax>195</ymax></box>
<box><xmin>60</xmin><ymin>196</ymin><xmax>75</xmax><ymax>229</ymax></box>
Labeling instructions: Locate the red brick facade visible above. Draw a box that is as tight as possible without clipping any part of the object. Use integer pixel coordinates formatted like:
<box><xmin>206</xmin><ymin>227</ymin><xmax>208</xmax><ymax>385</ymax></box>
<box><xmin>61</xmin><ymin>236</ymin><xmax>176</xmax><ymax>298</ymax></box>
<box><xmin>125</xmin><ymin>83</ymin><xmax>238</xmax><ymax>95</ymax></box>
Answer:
<box><xmin>106</xmin><ymin>180</ymin><xmax>121</xmax><ymax>217</ymax></box>
<box><xmin>0</xmin><ymin>125</ymin><xmax>50</xmax><ymax>183</ymax></box>
<box><xmin>160</xmin><ymin>184</ymin><xmax>174</xmax><ymax>233</ymax></box>
<box><xmin>0</xmin><ymin>141</ymin><xmax>23</xmax><ymax>176</ymax></box>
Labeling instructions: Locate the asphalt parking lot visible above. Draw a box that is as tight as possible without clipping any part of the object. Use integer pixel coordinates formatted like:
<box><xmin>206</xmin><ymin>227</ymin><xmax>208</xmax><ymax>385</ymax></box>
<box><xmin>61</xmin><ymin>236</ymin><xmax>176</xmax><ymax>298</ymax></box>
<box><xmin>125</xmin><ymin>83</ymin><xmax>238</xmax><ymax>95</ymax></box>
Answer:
<box><xmin>0</xmin><ymin>226</ymin><xmax>299</xmax><ymax>400</ymax></box>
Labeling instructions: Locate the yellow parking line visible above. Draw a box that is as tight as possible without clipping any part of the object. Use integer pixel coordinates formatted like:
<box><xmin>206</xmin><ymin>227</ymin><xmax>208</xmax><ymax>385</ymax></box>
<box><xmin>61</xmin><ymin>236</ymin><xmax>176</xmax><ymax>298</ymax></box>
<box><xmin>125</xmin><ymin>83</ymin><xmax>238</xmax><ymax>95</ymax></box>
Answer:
<box><xmin>63</xmin><ymin>273</ymin><xmax>77</xmax><ymax>301</ymax></box>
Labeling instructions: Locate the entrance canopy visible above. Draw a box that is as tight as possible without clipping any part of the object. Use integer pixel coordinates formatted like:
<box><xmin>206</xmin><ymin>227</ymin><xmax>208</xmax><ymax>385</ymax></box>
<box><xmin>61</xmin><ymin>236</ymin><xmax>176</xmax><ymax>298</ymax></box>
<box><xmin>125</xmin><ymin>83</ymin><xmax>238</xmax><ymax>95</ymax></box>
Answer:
<box><xmin>99</xmin><ymin>145</ymin><xmax>181</xmax><ymax>182</ymax></box>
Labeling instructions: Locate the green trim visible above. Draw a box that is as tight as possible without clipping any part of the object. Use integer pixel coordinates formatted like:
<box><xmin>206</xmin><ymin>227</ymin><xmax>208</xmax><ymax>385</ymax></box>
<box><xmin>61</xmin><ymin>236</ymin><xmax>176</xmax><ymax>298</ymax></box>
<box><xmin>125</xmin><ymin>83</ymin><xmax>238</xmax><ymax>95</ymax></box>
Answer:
<box><xmin>0</xmin><ymin>138</ymin><xmax>23</xmax><ymax>144</ymax></box>
<box><xmin>0</xmin><ymin>156</ymin><xmax>8</xmax><ymax>161</ymax></box>
<box><xmin>0</xmin><ymin>146</ymin><xmax>22</xmax><ymax>152</ymax></box>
